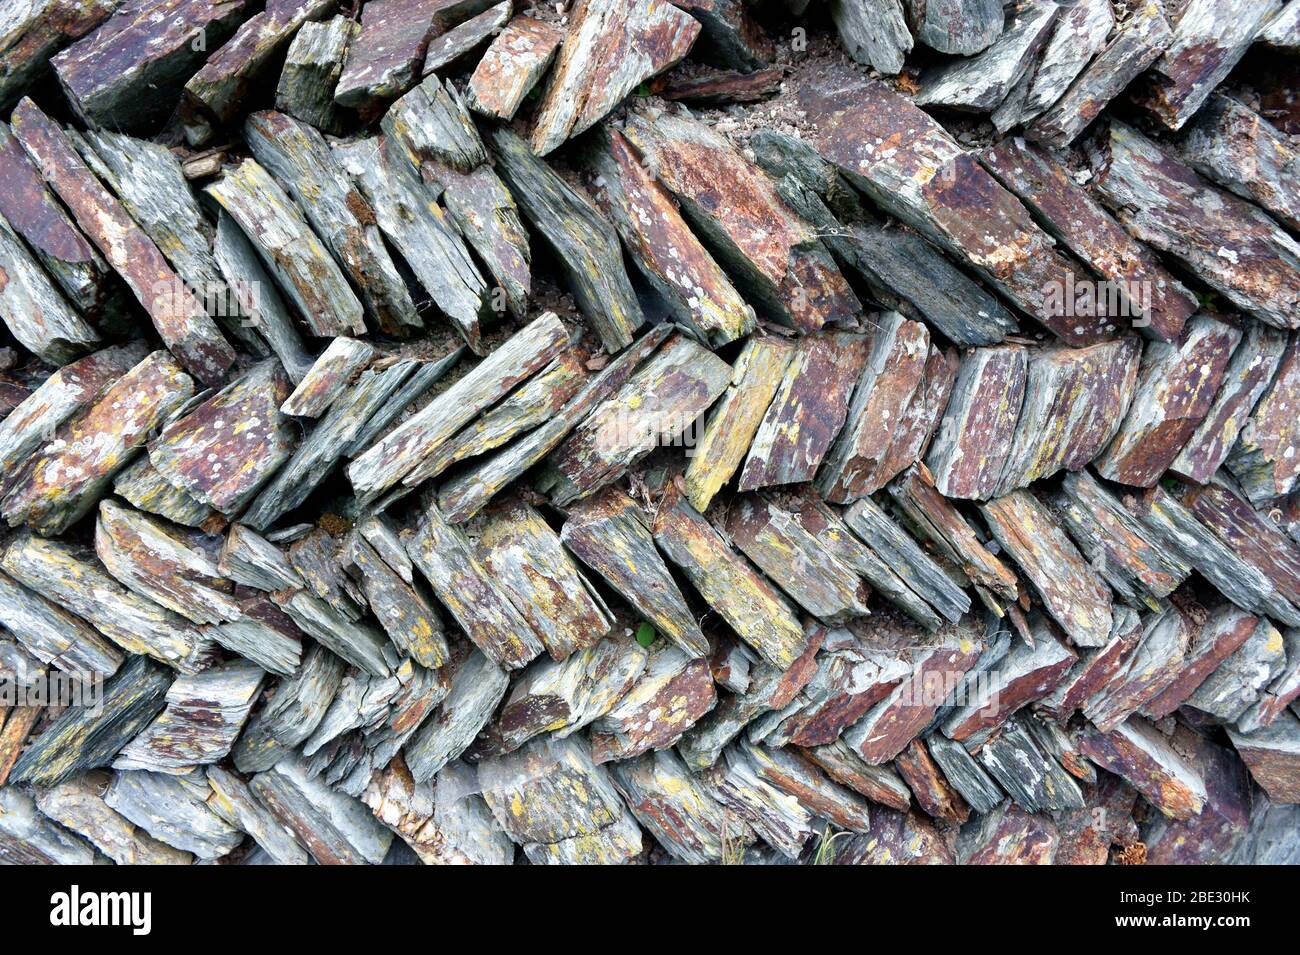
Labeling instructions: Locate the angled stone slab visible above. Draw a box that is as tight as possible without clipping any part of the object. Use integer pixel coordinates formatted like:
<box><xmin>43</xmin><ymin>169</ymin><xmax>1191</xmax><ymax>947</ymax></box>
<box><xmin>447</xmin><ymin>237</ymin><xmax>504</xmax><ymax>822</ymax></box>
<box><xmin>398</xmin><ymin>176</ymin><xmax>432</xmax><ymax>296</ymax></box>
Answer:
<box><xmin>1170</xmin><ymin>322</ymin><xmax>1289</xmax><ymax>484</ymax></box>
<box><xmin>10</xmin><ymin>99</ymin><xmax>235</xmax><ymax>385</ymax></box>
<box><xmin>994</xmin><ymin>338</ymin><xmax>1141</xmax><ymax>496</ymax></box>
<box><xmin>544</xmin><ymin>334</ymin><xmax>730</xmax><ymax>505</ymax></box>
<box><xmin>1080</xmin><ymin>717</ymin><xmax>1207</xmax><ymax>819</ymax></box>
<box><xmin>476</xmin><ymin>496</ymin><xmax>613</xmax><ymax>662</ymax></box>
<box><xmin>1094</xmin><ymin>314</ymin><xmax>1241</xmax><ymax>487</ymax></box>
<box><xmin>2</xmin><ymin>350</ymin><xmax>194</xmax><ymax>535</ymax></box>
<box><xmin>50</xmin><ymin>0</ymin><xmax>247</xmax><ymax>132</ymax></box>
<box><xmin>981</xmin><ymin>138</ymin><xmax>1197</xmax><ymax>341</ymax></box>
<box><xmin>623</xmin><ymin>107</ymin><xmax>859</xmax><ymax>333</ymax></box>
<box><xmin>466</xmin><ymin>15</ymin><xmax>564</xmax><ymax>120</ymax></box>
<box><xmin>1132</xmin><ymin>0</ymin><xmax>1281</xmax><ymax>131</ymax></box>
<box><xmin>798</xmin><ymin>73</ymin><xmax>1115</xmax><ymax>344</ymax></box>
<box><xmin>585</xmin><ymin>127</ymin><xmax>753</xmax><ymax>347</ymax></box>
<box><xmin>407</xmin><ymin>498</ymin><xmax>544</xmax><ymax>671</ymax></box>
<box><xmin>1088</xmin><ymin>122</ymin><xmax>1300</xmax><ymax>330</ymax></box>
<box><xmin>560</xmin><ymin>486</ymin><xmax>708</xmax><ymax>659</ymax></box>
<box><xmin>652</xmin><ymin>483</ymin><xmax>806</xmax><ymax>669</ymax></box>
<box><xmin>915</xmin><ymin>0</ymin><xmax>1058</xmax><ymax>113</ymax></box>
<box><xmin>1028</xmin><ymin>0</ymin><xmax>1172</xmax><ymax>147</ymax></box>
<box><xmin>738</xmin><ymin>332</ymin><xmax>870</xmax><ymax>491</ymax></box>
<box><xmin>1227</xmin><ymin>334</ymin><xmax>1300</xmax><ymax>504</ymax></box>
<box><xmin>207</xmin><ymin>158</ymin><xmax>365</xmax><ymax>338</ymax></box>
<box><xmin>529</xmin><ymin>0</ymin><xmax>699</xmax><ymax>155</ymax></box>
<box><xmin>149</xmin><ymin>359</ymin><xmax>295</xmax><ymax>516</ymax></box>
<box><xmin>925</xmin><ymin>344</ymin><xmax>1026</xmax><ymax>501</ymax></box>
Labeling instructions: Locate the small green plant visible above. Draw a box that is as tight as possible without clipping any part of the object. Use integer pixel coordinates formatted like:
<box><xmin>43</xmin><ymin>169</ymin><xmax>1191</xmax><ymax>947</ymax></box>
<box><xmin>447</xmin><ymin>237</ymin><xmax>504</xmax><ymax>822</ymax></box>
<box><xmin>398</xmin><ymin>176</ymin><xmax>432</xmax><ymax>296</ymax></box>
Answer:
<box><xmin>810</xmin><ymin>825</ymin><xmax>847</xmax><ymax>865</ymax></box>
<box><xmin>635</xmin><ymin>621</ymin><xmax>657</xmax><ymax>648</ymax></box>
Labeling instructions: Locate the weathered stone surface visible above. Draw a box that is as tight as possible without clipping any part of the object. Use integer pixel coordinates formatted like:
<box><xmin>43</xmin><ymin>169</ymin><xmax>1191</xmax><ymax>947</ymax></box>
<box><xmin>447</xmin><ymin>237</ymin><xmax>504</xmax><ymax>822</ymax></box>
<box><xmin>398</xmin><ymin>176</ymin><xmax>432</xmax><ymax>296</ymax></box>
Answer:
<box><xmin>1178</xmin><ymin>94</ymin><xmax>1300</xmax><ymax>233</ymax></box>
<box><xmin>207</xmin><ymin>158</ymin><xmax>365</xmax><ymax>338</ymax></box>
<box><xmin>916</xmin><ymin>0</ymin><xmax>1058</xmax><ymax>113</ymax></box>
<box><xmin>1143</xmin><ymin>724</ymin><xmax>1251</xmax><ymax>863</ymax></box>
<box><xmin>624</xmin><ymin>108</ymin><xmax>859</xmax><ymax>333</ymax></box>
<box><xmin>1136</xmin><ymin>484</ymin><xmax>1300</xmax><ymax>626</ymax></box>
<box><xmin>942</xmin><ymin>614</ymin><xmax>1076</xmax><ymax>740</ymax></box>
<box><xmin>10</xmin><ymin>655</ymin><xmax>172</xmax><ymax>786</ymax></box>
<box><xmin>724</xmin><ymin>491</ymin><xmax>871</xmax><ymax>624</ymax></box>
<box><xmin>488</xmin><ymin>127</ymin><xmax>643</xmax><ymax>352</ymax></box>
<box><xmin>1089</xmin><ymin>122</ymin><xmax>1300</xmax><ymax>330</ymax></box>
<box><xmin>437</xmin><ymin>325</ymin><xmax>672</xmax><ymax>523</ymax></box>
<box><xmin>981</xmin><ymin>138</ymin><xmax>1197</xmax><ymax>342</ymax></box>
<box><xmin>671</xmin><ymin>0</ymin><xmax>772</xmax><ymax>69</ymax></box>
<box><xmin>817</xmin><ymin>313</ymin><xmax>929</xmax><ymax>502</ymax></box>
<box><xmin>1143</xmin><ymin>604</ymin><xmax>1259</xmax><ymax>720</ymax></box>
<box><xmin>1080</xmin><ymin>717</ymin><xmax>1207</xmax><ymax>819</ymax></box>
<box><xmin>977</xmin><ymin>716</ymin><xmax>1085</xmax><ymax>812</ymax></box>
<box><xmin>530</xmin><ymin>0</ymin><xmax>699</xmax><ymax>155</ymax></box>
<box><xmin>149</xmin><ymin>359</ymin><xmax>295</xmax><ymax>516</ymax></box>
<box><xmin>2</xmin><ymin>350</ymin><xmax>194</xmax><ymax>535</ymax></box>
<box><xmin>252</xmin><ymin>754</ymin><xmax>394</xmax><ymax>863</ymax></box>
<box><xmin>842</xmin><ymin>496</ymin><xmax>971</xmax><ymax>626</ymax></box>
<box><xmin>422</xmin><ymin>0</ymin><xmax>508</xmax><ymax>75</ymax></box>
<box><xmin>348</xmin><ymin>313</ymin><xmax>568</xmax><ymax>503</ymax></box>
<box><xmin>0</xmin><ymin>0</ymin><xmax>120</xmax><ymax>113</ymax></box>
<box><xmin>1170</xmin><ymin>324</ymin><xmax>1289</xmax><ymax>483</ymax></box>
<box><xmin>739</xmin><ymin>332</ymin><xmax>870</xmax><ymax>491</ymax></box>
<box><xmin>333</xmin><ymin>0</ymin><xmax>444</xmax><ymax>109</ymax></box>
<box><xmin>957</xmin><ymin>800</ymin><xmax>1058</xmax><ymax>864</ymax></box>
<box><xmin>981</xmin><ymin>491</ymin><xmax>1112</xmax><ymax>648</ymax></box>
<box><xmin>1025</xmin><ymin>10</ymin><xmax>1157</xmax><ymax>139</ymax></box>
<box><xmin>925</xmin><ymin>345</ymin><xmax>1027</xmax><ymax>500</ymax></box>
<box><xmin>1227</xmin><ymin>334</ymin><xmax>1300</xmax><ymax>504</ymax></box>
<box><xmin>476</xmin><ymin>497</ymin><xmax>612</xmax><ymax>662</ymax></box>
<box><xmin>2</xmin><ymin>530</ymin><xmax>213</xmax><ymax>673</ymax></box>
<box><xmin>895</xmin><ymin>736</ymin><xmax>969</xmax><ymax>823</ymax></box>
<box><xmin>114</xmin><ymin>658</ymin><xmax>265</xmax><ymax>772</ymax></box>
<box><xmin>586</xmin><ymin>128</ymin><xmax>753</xmax><ymax>347</ymax></box>
<box><xmin>1227</xmin><ymin>711</ymin><xmax>1300</xmax><ymax>802</ymax></box>
<box><xmin>607</xmin><ymin>749</ymin><xmax>736</xmax><ymax>864</ymax></box>
<box><xmin>246</xmin><ymin>109</ymin><xmax>421</xmax><ymax>336</ymax></box>
<box><xmin>113</xmin><ymin>454</ymin><xmax>216</xmax><ymax>529</ymax></box>
<box><xmin>903</xmin><ymin>0</ymin><xmax>1003</xmax><ymax>55</ymax></box>
<box><xmin>275</xmin><ymin>14</ymin><xmax>356</xmax><ymax>133</ymax></box>
<box><xmin>992</xmin><ymin>0</ymin><xmax>1113</xmax><ymax>132</ymax></box>
<box><xmin>1083</xmin><ymin>606</ymin><xmax>1192</xmax><ymax>730</ymax></box>
<box><xmin>1053</xmin><ymin>470</ymin><xmax>1189</xmax><ymax>611</ymax></box>
<box><xmin>0</xmin><ymin>120</ymin><xmax>122</xmax><ymax>323</ymax></box>
<box><xmin>36</xmin><ymin>771</ymin><xmax>193</xmax><ymax>864</ymax></box>
<box><xmin>407</xmin><ymin>498</ymin><xmax>543</xmax><ymax>671</ymax></box>
<box><xmin>281</xmin><ymin>337</ymin><xmax>375</xmax><ymax>418</ymax></box>
<box><xmin>561</xmin><ymin>486</ymin><xmax>708</xmax><ymax>658</ymax></box>
<box><xmin>181</xmin><ymin>0</ymin><xmax>337</xmax><ymax>144</ymax></box>
<box><xmin>1094</xmin><ymin>315</ymin><xmax>1241</xmax><ymax>487</ymax></box>
<box><xmin>11</xmin><ymin>99</ymin><xmax>235</xmax><ymax>385</ymax></box>
<box><xmin>589</xmin><ymin>641</ymin><xmax>715</xmax><ymax>762</ymax></box>
<box><xmin>542</xmin><ymin>337</ymin><xmax>731</xmax><ymax>505</ymax></box>
<box><xmin>478</xmin><ymin>734</ymin><xmax>642</xmax><ymax>864</ymax></box>
<box><xmin>232</xmin><ymin>643</ymin><xmax>344</xmax><ymax>773</ymax></box>
<box><xmin>1186</xmin><ymin>616</ymin><xmax>1286</xmax><ymax>722</ymax></box>
<box><xmin>348</xmin><ymin>527</ymin><xmax>448</xmax><ymax>670</ymax></box>
<box><xmin>50</xmin><ymin>0</ymin><xmax>246</xmax><ymax>132</ymax></box>
<box><xmin>0</xmin><ymin>205</ymin><xmax>99</xmax><ymax>364</ymax></box>
<box><xmin>678</xmin><ymin>338</ymin><xmax>788</xmax><ymax>512</ymax></box>
<box><xmin>1181</xmin><ymin>479</ymin><xmax>1300</xmax><ymax>607</ymax></box>
<box><xmin>1132</xmin><ymin>0</ymin><xmax>1281</xmax><ymax>131</ymax></box>
<box><xmin>652</xmin><ymin>483</ymin><xmax>806</xmax><ymax>669</ymax></box>
<box><xmin>466</xmin><ymin>15</ymin><xmax>564</xmax><ymax>120</ymax></box>
<box><xmin>800</xmin><ymin>73</ymin><xmax>1112</xmax><ymax>344</ymax></box>
<box><xmin>677</xmin><ymin>629</ymin><xmax>823</xmax><ymax>772</ymax></box>
<box><xmin>844</xmin><ymin>620</ymin><xmax>984</xmax><ymax>763</ymax></box>
<box><xmin>996</xmin><ymin>340</ymin><xmax>1141</xmax><ymax>495</ymax></box>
